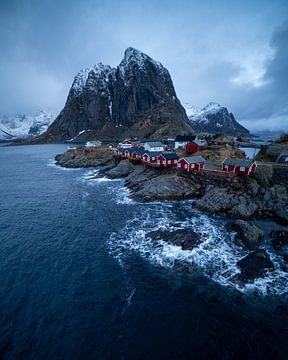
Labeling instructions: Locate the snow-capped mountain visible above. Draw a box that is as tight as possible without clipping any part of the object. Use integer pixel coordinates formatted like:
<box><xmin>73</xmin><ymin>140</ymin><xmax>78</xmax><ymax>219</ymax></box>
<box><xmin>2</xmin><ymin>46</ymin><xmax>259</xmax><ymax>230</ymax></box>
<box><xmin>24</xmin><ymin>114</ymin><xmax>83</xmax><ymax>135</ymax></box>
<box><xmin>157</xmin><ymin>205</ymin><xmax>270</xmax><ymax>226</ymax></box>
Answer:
<box><xmin>184</xmin><ymin>102</ymin><xmax>249</xmax><ymax>136</ymax></box>
<box><xmin>0</xmin><ymin>111</ymin><xmax>56</xmax><ymax>141</ymax></box>
<box><xmin>38</xmin><ymin>47</ymin><xmax>191</xmax><ymax>142</ymax></box>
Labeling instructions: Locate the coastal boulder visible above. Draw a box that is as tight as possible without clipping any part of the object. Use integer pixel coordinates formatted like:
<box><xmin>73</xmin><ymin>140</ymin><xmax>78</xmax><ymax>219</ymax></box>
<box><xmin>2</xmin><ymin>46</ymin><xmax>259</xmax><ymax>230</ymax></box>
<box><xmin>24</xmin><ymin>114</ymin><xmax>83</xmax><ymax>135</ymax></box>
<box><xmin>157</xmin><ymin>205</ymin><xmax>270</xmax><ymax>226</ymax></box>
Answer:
<box><xmin>146</xmin><ymin>228</ymin><xmax>202</xmax><ymax>250</ymax></box>
<box><xmin>270</xmin><ymin>230</ymin><xmax>288</xmax><ymax>249</ymax></box>
<box><xmin>130</xmin><ymin>174</ymin><xmax>201</xmax><ymax>202</ymax></box>
<box><xmin>105</xmin><ymin>159</ymin><xmax>135</xmax><ymax>178</ymax></box>
<box><xmin>227</xmin><ymin>220</ymin><xmax>264</xmax><ymax>250</ymax></box>
<box><xmin>195</xmin><ymin>186</ymin><xmax>233</xmax><ymax>213</ymax></box>
<box><xmin>236</xmin><ymin>250</ymin><xmax>274</xmax><ymax>282</ymax></box>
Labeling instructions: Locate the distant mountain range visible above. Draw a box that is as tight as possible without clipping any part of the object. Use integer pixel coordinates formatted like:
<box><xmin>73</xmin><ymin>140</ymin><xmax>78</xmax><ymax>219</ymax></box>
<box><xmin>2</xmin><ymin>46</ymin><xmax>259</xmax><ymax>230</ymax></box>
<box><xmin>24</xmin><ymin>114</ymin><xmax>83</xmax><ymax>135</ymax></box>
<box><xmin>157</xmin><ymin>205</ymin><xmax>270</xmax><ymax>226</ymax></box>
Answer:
<box><xmin>183</xmin><ymin>102</ymin><xmax>249</xmax><ymax>136</ymax></box>
<box><xmin>32</xmin><ymin>47</ymin><xmax>192</xmax><ymax>143</ymax></box>
<box><xmin>0</xmin><ymin>111</ymin><xmax>55</xmax><ymax>141</ymax></box>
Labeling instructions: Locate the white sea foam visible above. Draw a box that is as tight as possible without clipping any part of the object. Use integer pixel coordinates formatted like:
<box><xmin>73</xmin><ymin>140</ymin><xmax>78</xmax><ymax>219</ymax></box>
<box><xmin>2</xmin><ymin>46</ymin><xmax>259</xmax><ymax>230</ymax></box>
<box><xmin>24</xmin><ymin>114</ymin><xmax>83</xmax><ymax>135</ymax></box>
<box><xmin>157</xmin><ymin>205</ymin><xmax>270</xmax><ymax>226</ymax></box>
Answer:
<box><xmin>47</xmin><ymin>159</ymin><xmax>82</xmax><ymax>170</ymax></box>
<box><xmin>108</xmin><ymin>203</ymin><xmax>288</xmax><ymax>295</ymax></box>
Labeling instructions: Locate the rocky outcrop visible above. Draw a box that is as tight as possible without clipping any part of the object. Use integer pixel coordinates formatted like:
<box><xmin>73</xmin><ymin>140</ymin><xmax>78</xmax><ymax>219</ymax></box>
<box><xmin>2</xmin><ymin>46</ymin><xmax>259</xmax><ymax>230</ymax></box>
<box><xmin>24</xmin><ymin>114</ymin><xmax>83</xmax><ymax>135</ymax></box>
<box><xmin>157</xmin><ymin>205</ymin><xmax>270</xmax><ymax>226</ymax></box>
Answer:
<box><xmin>36</xmin><ymin>48</ymin><xmax>192</xmax><ymax>143</ymax></box>
<box><xmin>235</xmin><ymin>250</ymin><xmax>274</xmax><ymax>282</ymax></box>
<box><xmin>105</xmin><ymin>159</ymin><xmax>135</xmax><ymax>178</ymax></box>
<box><xmin>226</xmin><ymin>220</ymin><xmax>264</xmax><ymax>250</ymax></box>
<box><xmin>54</xmin><ymin>148</ymin><xmax>288</xmax><ymax>223</ymax></box>
<box><xmin>146</xmin><ymin>228</ymin><xmax>202</xmax><ymax>250</ymax></box>
<box><xmin>55</xmin><ymin>147</ymin><xmax>114</xmax><ymax>168</ymax></box>
<box><xmin>187</xmin><ymin>102</ymin><xmax>249</xmax><ymax>136</ymax></box>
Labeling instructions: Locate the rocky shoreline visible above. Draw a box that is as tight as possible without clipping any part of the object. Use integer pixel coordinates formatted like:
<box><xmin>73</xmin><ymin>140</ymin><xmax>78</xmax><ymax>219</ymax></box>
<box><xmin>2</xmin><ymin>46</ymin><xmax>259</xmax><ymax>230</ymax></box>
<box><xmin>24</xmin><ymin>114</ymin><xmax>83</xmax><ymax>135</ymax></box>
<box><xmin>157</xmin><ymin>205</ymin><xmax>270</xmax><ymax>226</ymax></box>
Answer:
<box><xmin>56</xmin><ymin>147</ymin><xmax>288</xmax><ymax>222</ymax></box>
<box><xmin>55</xmin><ymin>147</ymin><xmax>288</xmax><ymax>287</ymax></box>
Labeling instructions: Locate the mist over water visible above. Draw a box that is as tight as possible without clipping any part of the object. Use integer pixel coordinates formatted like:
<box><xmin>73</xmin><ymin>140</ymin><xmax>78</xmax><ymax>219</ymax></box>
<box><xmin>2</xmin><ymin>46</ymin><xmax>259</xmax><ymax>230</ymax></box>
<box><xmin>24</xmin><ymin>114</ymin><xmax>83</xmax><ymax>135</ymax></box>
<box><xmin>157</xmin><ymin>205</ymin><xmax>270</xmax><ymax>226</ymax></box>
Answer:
<box><xmin>0</xmin><ymin>145</ymin><xmax>287</xmax><ymax>359</ymax></box>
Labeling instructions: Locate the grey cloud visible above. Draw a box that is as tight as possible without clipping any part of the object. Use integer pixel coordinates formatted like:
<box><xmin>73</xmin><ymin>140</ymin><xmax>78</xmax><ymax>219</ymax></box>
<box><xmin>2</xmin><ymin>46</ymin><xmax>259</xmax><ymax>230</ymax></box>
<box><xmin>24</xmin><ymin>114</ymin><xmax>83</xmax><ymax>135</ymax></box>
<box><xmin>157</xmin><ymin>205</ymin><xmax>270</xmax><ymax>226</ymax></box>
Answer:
<box><xmin>0</xmin><ymin>0</ymin><xmax>287</xmax><ymax>131</ymax></box>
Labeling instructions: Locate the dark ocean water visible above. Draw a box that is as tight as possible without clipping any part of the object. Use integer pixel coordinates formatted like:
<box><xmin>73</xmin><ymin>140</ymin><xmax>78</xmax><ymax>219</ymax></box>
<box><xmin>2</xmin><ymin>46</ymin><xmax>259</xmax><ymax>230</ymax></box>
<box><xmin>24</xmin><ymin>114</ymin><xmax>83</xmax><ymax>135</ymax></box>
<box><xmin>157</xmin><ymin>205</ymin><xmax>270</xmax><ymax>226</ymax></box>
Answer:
<box><xmin>0</xmin><ymin>144</ymin><xmax>288</xmax><ymax>360</ymax></box>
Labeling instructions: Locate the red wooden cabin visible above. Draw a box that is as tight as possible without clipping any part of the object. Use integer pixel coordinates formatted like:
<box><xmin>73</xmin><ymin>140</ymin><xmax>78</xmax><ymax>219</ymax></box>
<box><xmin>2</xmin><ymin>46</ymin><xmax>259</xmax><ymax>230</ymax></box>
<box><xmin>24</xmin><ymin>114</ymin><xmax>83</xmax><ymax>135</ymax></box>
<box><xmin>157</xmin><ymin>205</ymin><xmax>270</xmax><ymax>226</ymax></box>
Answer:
<box><xmin>156</xmin><ymin>153</ymin><xmax>179</xmax><ymax>168</ymax></box>
<box><xmin>177</xmin><ymin>156</ymin><xmax>205</xmax><ymax>172</ymax></box>
<box><xmin>141</xmin><ymin>152</ymin><xmax>162</xmax><ymax>166</ymax></box>
<box><xmin>222</xmin><ymin>158</ymin><xmax>257</xmax><ymax>175</ymax></box>
<box><xmin>185</xmin><ymin>142</ymin><xmax>199</xmax><ymax>154</ymax></box>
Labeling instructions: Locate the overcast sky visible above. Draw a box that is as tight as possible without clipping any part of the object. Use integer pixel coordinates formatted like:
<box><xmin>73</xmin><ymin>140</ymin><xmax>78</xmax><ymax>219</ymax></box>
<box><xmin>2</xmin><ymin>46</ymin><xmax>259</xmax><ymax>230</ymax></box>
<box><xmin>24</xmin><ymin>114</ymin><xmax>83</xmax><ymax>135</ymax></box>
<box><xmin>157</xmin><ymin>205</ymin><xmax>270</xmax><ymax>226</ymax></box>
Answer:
<box><xmin>0</xmin><ymin>0</ymin><xmax>287</xmax><ymax>131</ymax></box>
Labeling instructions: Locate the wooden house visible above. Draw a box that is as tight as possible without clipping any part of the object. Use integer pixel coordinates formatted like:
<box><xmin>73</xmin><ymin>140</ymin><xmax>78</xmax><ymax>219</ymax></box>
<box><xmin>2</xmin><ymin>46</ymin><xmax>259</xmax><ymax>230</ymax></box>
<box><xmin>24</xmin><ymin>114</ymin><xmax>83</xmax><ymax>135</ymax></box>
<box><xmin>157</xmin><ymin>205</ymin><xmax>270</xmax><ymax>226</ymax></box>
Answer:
<box><xmin>222</xmin><ymin>158</ymin><xmax>257</xmax><ymax>175</ymax></box>
<box><xmin>143</xmin><ymin>142</ymin><xmax>164</xmax><ymax>152</ymax></box>
<box><xmin>141</xmin><ymin>151</ymin><xmax>162</xmax><ymax>165</ymax></box>
<box><xmin>156</xmin><ymin>152</ymin><xmax>179</xmax><ymax>168</ymax></box>
<box><xmin>177</xmin><ymin>156</ymin><xmax>205</xmax><ymax>172</ymax></box>
<box><xmin>174</xmin><ymin>135</ymin><xmax>196</xmax><ymax>149</ymax></box>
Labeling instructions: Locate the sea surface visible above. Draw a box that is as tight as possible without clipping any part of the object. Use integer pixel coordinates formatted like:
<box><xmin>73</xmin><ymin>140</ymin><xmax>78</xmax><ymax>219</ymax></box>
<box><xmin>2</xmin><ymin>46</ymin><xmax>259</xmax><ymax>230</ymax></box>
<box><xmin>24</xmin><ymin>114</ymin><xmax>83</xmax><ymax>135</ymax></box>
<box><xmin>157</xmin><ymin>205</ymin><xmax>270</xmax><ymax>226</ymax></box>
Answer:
<box><xmin>0</xmin><ymin>144</ymin><xmax>288</xmax><ymax>360</ymax></box>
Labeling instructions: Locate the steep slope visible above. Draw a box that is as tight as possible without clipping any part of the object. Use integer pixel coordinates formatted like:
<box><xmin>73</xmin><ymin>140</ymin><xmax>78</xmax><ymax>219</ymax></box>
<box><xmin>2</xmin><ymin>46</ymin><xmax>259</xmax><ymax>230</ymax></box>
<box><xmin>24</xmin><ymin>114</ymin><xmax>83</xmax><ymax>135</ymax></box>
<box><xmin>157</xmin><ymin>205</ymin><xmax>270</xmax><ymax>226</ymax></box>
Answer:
<box><xmin>186</xmin><ymin>102</ymin><xmax>249</xmax><ymax>136</ymax></box>
<box><xmin>0</xmin><ymin>111</ymin><xmax>55</xmax><ymax>141</ymax></box>
<box><xmin>38</xmin><ymin>47</ymin><xmax>191</xmax><ymax>142</ymax></box>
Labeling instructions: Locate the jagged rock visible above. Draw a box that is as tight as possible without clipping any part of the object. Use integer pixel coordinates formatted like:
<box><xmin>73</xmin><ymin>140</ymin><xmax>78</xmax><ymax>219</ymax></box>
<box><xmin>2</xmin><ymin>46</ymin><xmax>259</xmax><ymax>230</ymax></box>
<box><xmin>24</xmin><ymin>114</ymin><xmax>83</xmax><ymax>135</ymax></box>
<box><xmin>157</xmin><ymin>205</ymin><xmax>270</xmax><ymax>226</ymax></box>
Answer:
<box><xmin>105</xmin><ymin>159</ymin><xmax>135</xmax><ymax>178</ymax></box>
<box><xmin>146</xmin><ymin>228</ymin><xmax>202</xmax><ymax>250</ymax></box>
<box><xmin>130</xmin><ymin>173</ymin><xmax>201</xmax><ymax>202</ymax></box>
<box><xmin>227</xmin><ymin>220</ymin><xmax>264</xmax><ymax>250</ymax></box>
<box><xmin>236</xmin><ymin>250</ymin><xmax>274</xmax><ymax>282</ymax></box>
<box><xmin>195</xmin><ymin>186</ymin><xmax>233</xmax><ymax>213</ymax></box>
<box><xmin>231</xmin><ymin>201</ymin><xmax>258</xmax><ymax>219</ymax></box>
<box><xmin>187</xmin><ymin>102</ymin><xmax>249</xmax><ymax>136</ymax></box>
<box><xmin>35</xmin><ymin>47</ymin><xmax>192</xmax><ymax>142</ymax></box>
<box><xmin>270</xmin><ymin>230</ymin><xmax>288</xmax><ymax>249</ymax></box>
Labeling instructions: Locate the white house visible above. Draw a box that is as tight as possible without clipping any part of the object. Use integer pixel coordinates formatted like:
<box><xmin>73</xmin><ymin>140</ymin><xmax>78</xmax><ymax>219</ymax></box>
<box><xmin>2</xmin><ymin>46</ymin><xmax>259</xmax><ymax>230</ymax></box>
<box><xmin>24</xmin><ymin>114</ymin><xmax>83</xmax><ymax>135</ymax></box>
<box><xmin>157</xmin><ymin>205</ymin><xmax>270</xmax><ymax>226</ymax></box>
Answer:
<box><xmin>174</xmin><ymin>135</ymin><xmax>196</xmax><ymax>149</ymax></box>
<box><xmin>85</xmin><ymin>140</ymin><xmax>102</xmax><ymax>147</ymax></box>
<box><xmin>144</xmin><ymin>141</ymin><xmax>165</xmax><ymax>152</ymax></box>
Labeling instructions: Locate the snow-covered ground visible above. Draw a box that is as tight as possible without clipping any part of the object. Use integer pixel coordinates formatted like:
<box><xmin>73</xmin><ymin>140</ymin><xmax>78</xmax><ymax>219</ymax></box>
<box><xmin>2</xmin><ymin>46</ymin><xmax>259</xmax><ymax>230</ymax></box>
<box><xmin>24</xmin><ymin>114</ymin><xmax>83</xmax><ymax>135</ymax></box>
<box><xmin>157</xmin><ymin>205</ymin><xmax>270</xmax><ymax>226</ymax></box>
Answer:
<box><xmin>0</xmin><ymin>110</ymin><xmax>55</xmax><ymax>140</ymax></box>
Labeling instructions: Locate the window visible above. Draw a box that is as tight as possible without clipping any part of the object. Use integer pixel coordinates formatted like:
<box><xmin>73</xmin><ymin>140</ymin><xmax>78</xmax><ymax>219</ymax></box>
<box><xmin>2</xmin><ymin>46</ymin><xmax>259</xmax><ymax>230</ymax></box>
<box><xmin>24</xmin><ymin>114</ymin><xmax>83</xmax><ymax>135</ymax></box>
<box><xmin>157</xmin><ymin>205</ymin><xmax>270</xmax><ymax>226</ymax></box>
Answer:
<box><xmin>191</xmin><ymin>164</ymin><xmax>195</xmax><ymax>168</ymax></box>
<box><xmin>240</xmin><ymin>166</ymin><xmax>246</xmax><ymax>171</ymax></box>
<box><xmin>177</xmin><ymin>163</ymin><xmax>180</xmax><ymax>167</ymax></box>
<box><xmin>163</xmin><ymin>160</ymin><xmax>166</xmax><ymax>165</ymax></box>
<box><xmin>184</xmin><ymin>164</ymin><xmax>188</xmax><ymax>169</ymax></box>
<box><xmin>152</xmin><ymin>157</ymin><xmax>155</xmax><ymax>160</ymax></box>
<box><xmin>168</xmin><ymin>160</ymin><xmax>171</xmax><ymax>164</ymax></box>
<box><xmin>157</xmin><ymin>160</ymin><xmax>160</xmax><ymax>164</ymax></box>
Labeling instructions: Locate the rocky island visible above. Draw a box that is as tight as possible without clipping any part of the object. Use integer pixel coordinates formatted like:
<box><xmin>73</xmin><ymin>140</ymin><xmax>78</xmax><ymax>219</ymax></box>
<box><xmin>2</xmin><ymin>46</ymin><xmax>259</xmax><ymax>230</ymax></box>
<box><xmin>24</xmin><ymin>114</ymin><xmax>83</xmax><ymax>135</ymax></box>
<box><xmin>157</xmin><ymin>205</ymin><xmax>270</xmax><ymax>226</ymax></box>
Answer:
<box><xmin>39</xmin><ymin>46</ymin><xmax>287</xmax><ymax>288</ymax></box>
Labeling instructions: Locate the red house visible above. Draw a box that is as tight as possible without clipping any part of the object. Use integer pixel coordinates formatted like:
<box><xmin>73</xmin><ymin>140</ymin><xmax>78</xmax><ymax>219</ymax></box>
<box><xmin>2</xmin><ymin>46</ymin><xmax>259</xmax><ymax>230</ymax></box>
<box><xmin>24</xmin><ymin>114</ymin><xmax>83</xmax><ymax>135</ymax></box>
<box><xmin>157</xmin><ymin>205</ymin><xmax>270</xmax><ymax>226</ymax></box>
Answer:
<box><xmin>185</xmin><ymin>142</ymin><xmax>199</xmax><ymax>154</ymax></box>
<box><xmin>156</xmin><ymin>153</ymin><xmax>179</xmax><ymax>168</ymax></box>
<box><xmin>222</xmin><ymin>158</ymin><xmax>257</xmax><ymax>175</ymax></box>
<box><xmin>116</xmin><ymin>148</ymin><xmax>126</xmax><ymax>157</ymax></box>
<box><xmin>83</xmin><ymin>148</ymin><xmax>92</xmax><ymax>155</ymax></box>
<box><xmin>177</xmin><ymin>156</ymin><xmax>205</xmax><ymax>172</ymax></box>
<box><xmin>141</xmin><ymin>151</ymin><xmax>162</xmax><ymax>166</ymax></box>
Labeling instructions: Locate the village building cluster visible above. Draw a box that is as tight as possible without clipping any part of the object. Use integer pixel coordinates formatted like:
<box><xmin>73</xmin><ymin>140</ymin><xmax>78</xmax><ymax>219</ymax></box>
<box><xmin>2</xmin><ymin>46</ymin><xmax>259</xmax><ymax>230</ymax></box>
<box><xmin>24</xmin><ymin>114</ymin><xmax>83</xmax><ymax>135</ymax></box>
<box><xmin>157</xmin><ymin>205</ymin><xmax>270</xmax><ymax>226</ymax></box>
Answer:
<box><xmin>112</xmin><ymin>138</ymin><xmax>257</xmax><ymax>175</ymax></box>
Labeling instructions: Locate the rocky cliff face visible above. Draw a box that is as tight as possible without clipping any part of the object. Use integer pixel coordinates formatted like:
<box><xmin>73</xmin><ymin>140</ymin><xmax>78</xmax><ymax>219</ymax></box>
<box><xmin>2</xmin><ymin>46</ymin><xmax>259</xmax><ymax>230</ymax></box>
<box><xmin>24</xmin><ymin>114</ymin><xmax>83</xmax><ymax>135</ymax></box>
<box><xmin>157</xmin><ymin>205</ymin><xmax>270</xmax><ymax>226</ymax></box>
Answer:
<box><xmin>40</xmin><ymin>48</ymin><xmax>191</xmax><ymax>142</ymax></box>
<box><xmin>186</xmin><ymin>102</ymin><xmax>249</xmax><ymax>136</ymax></box>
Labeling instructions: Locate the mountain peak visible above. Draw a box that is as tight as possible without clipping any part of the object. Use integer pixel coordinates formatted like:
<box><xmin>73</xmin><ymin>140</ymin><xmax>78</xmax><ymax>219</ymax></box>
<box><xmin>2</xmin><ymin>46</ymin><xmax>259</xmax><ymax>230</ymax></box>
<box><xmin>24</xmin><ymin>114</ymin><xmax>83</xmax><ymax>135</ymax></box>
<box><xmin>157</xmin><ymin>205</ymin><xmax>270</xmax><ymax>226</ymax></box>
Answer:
<box><xmin>186</xmin><ymin>101</ymin><xmax>249</xmax><ymax>136</ymax></box>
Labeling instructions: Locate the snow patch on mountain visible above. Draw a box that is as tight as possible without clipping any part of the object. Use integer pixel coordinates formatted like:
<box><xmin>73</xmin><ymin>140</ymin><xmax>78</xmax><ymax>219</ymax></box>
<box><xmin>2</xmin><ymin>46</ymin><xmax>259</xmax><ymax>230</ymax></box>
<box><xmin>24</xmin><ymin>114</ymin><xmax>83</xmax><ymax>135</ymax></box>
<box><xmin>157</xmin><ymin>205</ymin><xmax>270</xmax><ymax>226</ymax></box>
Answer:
<box><xmin>118</xmin><ymin>47</ymin><xmax>169</xmax><ymax>85</ymax></box>
<box><xmin>183</xmin><ymin>102</ymin><xmax>249</xmax><ymax>135</ymax></box>
<box><xmin>0</xmin><ymin>111</ymin><xmax>56</xmax><ymax>140</ymax></box>
<box><xmin>71</xmin><ymin>63</ymin><xmax>113</xmax><ymax>96</ymax></box>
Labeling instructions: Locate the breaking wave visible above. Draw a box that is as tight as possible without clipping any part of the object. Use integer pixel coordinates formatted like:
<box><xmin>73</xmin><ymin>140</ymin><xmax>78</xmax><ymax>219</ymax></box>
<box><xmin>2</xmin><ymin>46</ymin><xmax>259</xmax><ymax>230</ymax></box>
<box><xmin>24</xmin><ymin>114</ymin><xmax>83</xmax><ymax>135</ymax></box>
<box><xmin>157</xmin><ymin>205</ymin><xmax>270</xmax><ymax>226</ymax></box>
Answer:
<box><xmin>108</xmin><ymin>201</ymin><xmax>288</xmax><ymax>296</ymax></box>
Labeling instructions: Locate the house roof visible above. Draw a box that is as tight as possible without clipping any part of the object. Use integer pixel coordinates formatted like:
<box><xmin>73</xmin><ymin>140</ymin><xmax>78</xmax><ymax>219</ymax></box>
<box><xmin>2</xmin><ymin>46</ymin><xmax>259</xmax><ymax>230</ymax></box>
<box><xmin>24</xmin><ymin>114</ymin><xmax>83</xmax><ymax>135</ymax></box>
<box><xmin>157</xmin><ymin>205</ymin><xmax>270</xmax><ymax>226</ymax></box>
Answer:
<box><xmin>159</xmin><ymin>152</ymin><xmax>179</xmax><ymax>160</ymax></box>
<box><xmin>134</xmin><ymin>148</ymin><xmax>145</xmax><ymax>155</ymax></box>
<box><xmin>125</xmin><ymin>147</ymin><xmax>137</xmax><ymax>153</ymax></box>
<box><xmin>180</xmin><ymin>156</ymin><xmax>205</xmax><ymax>164</ymax></box>
<box><xmin>145</xmin><ymin>151</ymin><xmax>163</xmax><ymax>157</ymax></box>
<box><xmin>145</xmin><ymin>141</ymin><xmax>164</xmax><ymax>147</ymax></box>
<box><xmin>175</xmin><ymin>135</ymin><xmax>196</xmax><ymax>142</ymax></box>
<box><xmin>223</xmin><ymin>158</ymin><xmax>255</xmax><ymax>167</ymax></box>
